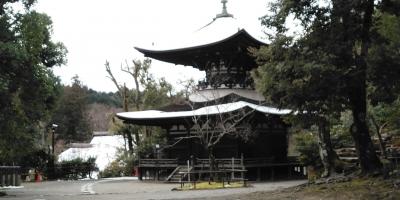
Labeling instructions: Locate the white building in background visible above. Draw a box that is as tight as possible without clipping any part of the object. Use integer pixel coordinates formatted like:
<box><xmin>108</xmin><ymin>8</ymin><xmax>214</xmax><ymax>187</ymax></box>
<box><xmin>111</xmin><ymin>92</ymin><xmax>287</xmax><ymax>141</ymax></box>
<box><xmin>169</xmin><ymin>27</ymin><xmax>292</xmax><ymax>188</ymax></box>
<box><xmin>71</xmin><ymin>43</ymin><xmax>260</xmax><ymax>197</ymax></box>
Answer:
<box><xmin>58</xmin><ymin>132</ymin><xmax>127</xmax><ymax>172</ymax></box>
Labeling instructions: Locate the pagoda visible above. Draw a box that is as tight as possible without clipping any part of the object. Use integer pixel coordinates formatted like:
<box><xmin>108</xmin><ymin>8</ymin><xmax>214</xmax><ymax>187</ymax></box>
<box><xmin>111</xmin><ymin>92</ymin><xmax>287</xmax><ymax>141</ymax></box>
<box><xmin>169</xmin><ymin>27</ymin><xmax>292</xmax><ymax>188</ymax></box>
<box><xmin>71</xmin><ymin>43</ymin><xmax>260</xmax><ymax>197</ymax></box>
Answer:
<box><xmin>116</xmin><ymin>1</ymin><xmax>303</xmax><ymax>181</ymax></box>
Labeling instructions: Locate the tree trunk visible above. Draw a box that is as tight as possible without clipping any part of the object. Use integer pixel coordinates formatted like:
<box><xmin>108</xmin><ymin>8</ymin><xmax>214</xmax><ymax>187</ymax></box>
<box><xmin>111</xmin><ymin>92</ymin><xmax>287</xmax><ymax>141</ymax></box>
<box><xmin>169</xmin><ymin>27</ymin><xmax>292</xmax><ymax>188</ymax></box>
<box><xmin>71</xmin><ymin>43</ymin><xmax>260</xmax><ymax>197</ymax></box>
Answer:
<box><xmin>123</xmin><ymin>85</ymin><xmax>135</xmax><ymax>156</ymax></box>
<box><xmin>350</xmin><ymin>94</ymin><xmax>382</xmax><ymax>174</ymax></box>
<box><xmin>126</xmin><ymin>126</ymin><xmax>134</xmax><ymax>156</ymax></box>
<box><xmin>317</xmin><ymin>118</ymin><xmax>338</xmax><ymax>177</ymax></box>
<box><xmin>370</xmin><ymin>116</ymin><xmax>388</xmax><ymax>159</ymax></box>
<box><xmin>349</xmin><ymin>0</ymin><xmax>382</xmax><ymax>173</ymax></box>
<box><xmin>207</xmin><ymin>146</ymin><xmax>216</xmax><ymax>180</ymax></box>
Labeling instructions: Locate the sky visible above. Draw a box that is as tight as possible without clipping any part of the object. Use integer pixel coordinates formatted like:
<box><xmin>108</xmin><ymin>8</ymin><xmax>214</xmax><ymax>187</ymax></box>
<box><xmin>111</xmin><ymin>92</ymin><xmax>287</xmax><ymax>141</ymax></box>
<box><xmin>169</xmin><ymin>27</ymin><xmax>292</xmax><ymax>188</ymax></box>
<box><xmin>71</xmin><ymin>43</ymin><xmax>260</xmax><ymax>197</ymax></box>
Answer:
<box><xmin>34</xmin><ymin>0</ymin><xmax>271</xmax><ymax>92</ymax></box>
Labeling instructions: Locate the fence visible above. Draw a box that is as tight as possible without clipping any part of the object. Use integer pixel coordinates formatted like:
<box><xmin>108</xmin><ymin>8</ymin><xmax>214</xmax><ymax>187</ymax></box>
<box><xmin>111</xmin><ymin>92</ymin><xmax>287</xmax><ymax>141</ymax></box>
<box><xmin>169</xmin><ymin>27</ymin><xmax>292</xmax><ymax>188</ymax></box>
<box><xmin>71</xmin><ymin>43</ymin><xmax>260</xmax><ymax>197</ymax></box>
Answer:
<box><xmin>0</xmin><ymin>166</ymin><xmax>21</xmax><ymax>187</ymax></box>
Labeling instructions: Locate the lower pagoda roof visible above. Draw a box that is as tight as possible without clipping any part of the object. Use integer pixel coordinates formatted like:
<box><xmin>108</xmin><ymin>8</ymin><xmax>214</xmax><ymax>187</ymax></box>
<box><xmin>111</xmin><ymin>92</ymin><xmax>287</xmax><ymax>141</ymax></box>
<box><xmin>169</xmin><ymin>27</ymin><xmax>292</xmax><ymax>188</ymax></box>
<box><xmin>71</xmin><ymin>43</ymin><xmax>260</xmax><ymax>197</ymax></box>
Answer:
<box><xmin>116</xmin><ymin>101</ymin><xmax>291</xmax><ymax>126</ymax></box>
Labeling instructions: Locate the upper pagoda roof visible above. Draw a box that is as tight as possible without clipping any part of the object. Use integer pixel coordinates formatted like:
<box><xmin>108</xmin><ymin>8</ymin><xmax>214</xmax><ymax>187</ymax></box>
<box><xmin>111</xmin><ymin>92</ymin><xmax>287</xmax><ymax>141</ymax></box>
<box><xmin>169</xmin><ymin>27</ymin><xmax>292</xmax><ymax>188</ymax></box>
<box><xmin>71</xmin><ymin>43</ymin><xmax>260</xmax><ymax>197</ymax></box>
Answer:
<box><xmin>135</xmin><ymin>5</ymin><xmax>266</xmax><ymax>68</ymax></box>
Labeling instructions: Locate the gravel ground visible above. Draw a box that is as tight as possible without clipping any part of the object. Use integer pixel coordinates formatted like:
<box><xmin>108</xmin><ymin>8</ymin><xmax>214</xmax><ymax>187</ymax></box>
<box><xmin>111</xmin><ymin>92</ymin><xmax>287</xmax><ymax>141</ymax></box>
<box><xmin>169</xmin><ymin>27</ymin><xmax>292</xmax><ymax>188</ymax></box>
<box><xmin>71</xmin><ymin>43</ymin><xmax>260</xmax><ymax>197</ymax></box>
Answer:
<box><xmin>2</xmin><ymin>178</ymin><xmax>307</xmax><ymax>200</ymax></box>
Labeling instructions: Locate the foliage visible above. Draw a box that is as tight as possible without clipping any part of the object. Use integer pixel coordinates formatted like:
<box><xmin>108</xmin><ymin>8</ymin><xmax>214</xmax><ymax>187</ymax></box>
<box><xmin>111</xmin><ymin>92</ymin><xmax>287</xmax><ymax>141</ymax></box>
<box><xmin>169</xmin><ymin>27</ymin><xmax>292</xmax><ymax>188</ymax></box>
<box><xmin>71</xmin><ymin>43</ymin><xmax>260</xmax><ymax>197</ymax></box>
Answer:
<box><xmin>368</xmin><ymin>97</ymin><xmax>400</xmax><ymax>136</ymax></box>
<box><xmin>99</xmin><ymin>160</ymin><xmax>124</xmax><ymax>178</ymax></box>
<box><xmin>19</xmin><ymin>149</ymin><xmax>51</xmax><ymax>170</ymax></box>
<box><xmin>54</xmin><ymin>157</ymin><xmax>97</xmax><ymax>180</ymax></box>
<box><xmin>87</xmin><ymin>103</ymin><xmax>122</xmax><ymax>131</ymax></box>
<box><xmin>253</xmin><ymin>0</ymin><xmax>400</xmax><ymax>173</ymax></box>
<box><xmin>105</xmin><ymin>58</ymin><xmax>176</xmax><ymax>157</ymax></box>
<box><xmin>330</xmin><ymin>111</ymin><xmax>355</xmax><ymax>148</ymax></box>
<box><xmin>0</xmin><ymin>1</ymin><xmax>66</xmax><ymax>164</ymax></box>
<box><xmin>99</xmin><ymin>149</ymin><xmax>136</xmax><ymax>178</ymax></box>
<box><xmin>50</xmin><ymin>76</ymin><xmax>92</xmax><ymax>143</ymax></box>
<box><xmin>294</xmin><ymin>131</ymin><xmax>321</xmax><ymax>167</ymax></box>
<box><xmin>137</xmin><ymin>127</ymin><xmax>167</xmax><ymax>157</ymax></box>
<box><xmin>86</xmin><ymin>89</ymin><xmax>121</xmax><ymax>107</ymax></box>
<box><xmin>141</xmin><ymin>77</ymin><xmax>173</xmax><ymax>110</ymax></box>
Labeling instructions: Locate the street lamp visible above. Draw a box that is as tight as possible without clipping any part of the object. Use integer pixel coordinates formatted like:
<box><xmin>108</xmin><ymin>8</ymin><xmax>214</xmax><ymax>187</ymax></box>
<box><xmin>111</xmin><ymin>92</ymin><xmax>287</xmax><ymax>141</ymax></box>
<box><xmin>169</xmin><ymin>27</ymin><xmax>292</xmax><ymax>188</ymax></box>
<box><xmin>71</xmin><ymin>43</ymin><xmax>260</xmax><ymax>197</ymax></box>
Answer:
<box><xmin>155</xmin><ymin>144</ymin><xmax>160</xmax><ymax>159</ymax></box>
<box><xmin>51</xmin><ymin>124</ymin><xmax>58</xmax><ymax>155</ymax></box>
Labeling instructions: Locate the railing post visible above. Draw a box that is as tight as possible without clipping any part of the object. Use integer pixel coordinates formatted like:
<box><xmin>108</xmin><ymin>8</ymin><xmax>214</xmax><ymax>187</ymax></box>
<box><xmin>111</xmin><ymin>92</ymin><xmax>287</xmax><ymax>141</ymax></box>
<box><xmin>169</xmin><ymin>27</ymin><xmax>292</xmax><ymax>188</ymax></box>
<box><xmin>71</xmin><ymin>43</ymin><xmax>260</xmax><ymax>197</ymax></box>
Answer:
<box><xmin>12</xmin><ymin>167</ymin><xmax>15</xmax><ymax>186</ymax></box>
<box><xmin>231</xmin><ymin>157</ymin><xmax>234</xmax><ymax>179</ymax></box>
<box><xmin>240</xmin><ymin>154</ymin><xmax>244</xmax><ymax>179</ymax></box>
<box><xmin>0</xmin><ymin>168</ymin><xmax>4</xmax><ymax>187</ymax></box>
<box><xmin>187</xmin><ymin>160</ymin><xmax>190</xmax><ymax>182</ymax></box>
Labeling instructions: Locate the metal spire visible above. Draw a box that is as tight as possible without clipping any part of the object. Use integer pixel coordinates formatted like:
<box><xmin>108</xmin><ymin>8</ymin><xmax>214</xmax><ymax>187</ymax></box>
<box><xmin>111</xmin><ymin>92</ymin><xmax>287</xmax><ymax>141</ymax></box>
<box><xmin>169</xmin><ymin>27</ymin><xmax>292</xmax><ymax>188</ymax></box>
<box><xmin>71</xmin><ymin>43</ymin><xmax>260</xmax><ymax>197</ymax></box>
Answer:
<box><xmin>197</xmin><ymin>0</ymin><xmax>234</xmax><ymax>31</ymax></box>
<box><xmin>216</xmin><ymin>0</ymin><xmax>233</xmax><ymax>19</ymax></box>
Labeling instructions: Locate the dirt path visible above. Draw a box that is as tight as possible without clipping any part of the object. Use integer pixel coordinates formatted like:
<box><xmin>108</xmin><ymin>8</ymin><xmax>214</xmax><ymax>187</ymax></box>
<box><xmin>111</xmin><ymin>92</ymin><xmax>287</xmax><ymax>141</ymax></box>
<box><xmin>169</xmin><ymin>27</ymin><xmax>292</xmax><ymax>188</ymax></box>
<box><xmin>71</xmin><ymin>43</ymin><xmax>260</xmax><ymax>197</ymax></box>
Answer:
<box><xmin>3</xmin><ymin>178</ymin><xmax>307</xmax><ymax>200</ymax></box>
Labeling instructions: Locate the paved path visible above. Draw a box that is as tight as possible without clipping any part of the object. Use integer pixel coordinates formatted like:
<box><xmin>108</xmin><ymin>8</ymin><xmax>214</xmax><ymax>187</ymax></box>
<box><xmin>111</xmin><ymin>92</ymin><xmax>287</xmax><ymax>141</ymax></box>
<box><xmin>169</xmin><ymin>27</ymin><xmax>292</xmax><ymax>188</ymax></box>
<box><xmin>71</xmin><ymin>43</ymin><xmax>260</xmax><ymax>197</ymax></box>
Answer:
<box><xmin>2</xmin><ymin>178</ymin><xmax>306</xmax><ymax>200</ymax></box>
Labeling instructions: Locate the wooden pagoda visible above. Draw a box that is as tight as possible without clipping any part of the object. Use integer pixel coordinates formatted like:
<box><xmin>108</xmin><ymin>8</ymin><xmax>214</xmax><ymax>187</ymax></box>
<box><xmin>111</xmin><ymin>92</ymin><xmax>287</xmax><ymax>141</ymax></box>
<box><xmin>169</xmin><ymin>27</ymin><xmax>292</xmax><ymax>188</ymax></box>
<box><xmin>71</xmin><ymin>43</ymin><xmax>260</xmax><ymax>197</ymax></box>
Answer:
<box><xmin>116</xmin><ymin>1</ymin><xmax>305</xmax><ymax>181</ymax></box>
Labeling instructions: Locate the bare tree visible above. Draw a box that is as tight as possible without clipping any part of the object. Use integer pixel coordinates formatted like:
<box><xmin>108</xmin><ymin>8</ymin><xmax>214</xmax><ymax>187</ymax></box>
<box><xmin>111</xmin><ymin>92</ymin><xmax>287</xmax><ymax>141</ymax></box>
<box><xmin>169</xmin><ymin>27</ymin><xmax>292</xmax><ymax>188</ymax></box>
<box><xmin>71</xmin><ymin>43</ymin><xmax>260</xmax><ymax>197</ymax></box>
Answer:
<box><xmin>163</xmin><ymin>90</ymin><xmax>258</xmax><ymax>172</ymax></box>
<box><xmin>105</xmin><ymin>60</ymin><xmax>135</xmax><ymax>155</ymax></box>
<box><xmin>191</xmin><ymin>104</ymin><xmax>255</xmax><ymax>171</ymax></box>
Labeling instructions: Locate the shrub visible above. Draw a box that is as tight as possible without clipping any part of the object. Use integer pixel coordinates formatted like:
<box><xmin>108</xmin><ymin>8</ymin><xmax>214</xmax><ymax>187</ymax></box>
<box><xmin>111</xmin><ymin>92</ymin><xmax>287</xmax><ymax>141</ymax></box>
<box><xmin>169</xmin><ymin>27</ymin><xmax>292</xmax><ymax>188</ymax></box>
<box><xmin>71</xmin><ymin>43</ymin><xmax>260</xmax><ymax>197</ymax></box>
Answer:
<box><xmin>294</xmin><ymin>132</ymin><xmax>321</xmax><ymax>167</ymax></box>
<box><xmin>99</xmin><ymin>149</ymin><xmax>135</xmax><ymax>178</ymax></box>
<box><xmin>99</xmin><ymin>160</ymin><xmax>124</xmax><ymax>178</ymax></box>
<box><xmin>54</xmin><ymin>157</ymin><xmax>97</xmax><ymax>180</ymax></box>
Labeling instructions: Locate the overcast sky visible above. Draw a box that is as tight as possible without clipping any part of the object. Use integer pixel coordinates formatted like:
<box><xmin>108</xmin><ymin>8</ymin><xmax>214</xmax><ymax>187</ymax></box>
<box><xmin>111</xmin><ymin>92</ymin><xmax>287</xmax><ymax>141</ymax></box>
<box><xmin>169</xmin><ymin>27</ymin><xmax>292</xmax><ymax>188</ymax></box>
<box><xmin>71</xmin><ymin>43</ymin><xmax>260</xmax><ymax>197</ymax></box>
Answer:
<box><xmin>34</xmin><ymin>0</ymin><xmax>271</xmax><ymax>92</ymax></box>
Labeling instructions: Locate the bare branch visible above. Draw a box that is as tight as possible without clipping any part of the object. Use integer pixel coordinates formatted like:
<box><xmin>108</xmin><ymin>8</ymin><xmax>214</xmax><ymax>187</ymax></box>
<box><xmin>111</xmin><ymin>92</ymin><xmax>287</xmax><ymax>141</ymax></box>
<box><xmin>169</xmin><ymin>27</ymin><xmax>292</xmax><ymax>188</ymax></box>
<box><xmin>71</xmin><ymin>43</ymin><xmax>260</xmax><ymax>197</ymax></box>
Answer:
<box><xmin>105</xmin><ymin>60</ymin><xmax>123</xmax><ymax>97</ymax></box>
<box><xmin>160</xmin><ymin>135</ymin><xmax>200</xmax><ymax>150</ymax></box>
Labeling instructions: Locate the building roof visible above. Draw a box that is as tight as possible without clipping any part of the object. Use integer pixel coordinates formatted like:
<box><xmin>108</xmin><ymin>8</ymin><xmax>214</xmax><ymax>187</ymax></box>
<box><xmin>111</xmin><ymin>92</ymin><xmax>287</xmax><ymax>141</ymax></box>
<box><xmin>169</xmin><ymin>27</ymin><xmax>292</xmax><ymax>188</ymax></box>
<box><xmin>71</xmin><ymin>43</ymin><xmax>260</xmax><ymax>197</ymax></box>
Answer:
<box><xmin>116</xmin><ymin>101</ymin><xmax>291</xmax><ymax>126</ymax></box>
<box><xmin>135</xmin><ymin>11</ymin><xmax>266</xmax><ymax>69</ymax></box>
<box><xmin>58</xmin><ymin>135</ymin><xmax>127</xmax><ymax>171</ymax></box>
<box><xmin>189</xmin><ymin>88</ymin><xmax>265</xmax><ymax>103</ymax></box>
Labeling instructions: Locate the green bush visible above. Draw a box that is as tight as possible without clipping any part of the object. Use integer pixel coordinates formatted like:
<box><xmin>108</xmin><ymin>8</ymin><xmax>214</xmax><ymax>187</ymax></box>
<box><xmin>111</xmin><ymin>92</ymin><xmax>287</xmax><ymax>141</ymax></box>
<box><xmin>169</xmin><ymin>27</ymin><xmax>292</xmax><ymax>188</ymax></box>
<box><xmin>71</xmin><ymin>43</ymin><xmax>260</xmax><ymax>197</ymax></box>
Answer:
<box><xmin>99</xmin><ymin>149</ymin><xmax>135</xmax><ymax>178</ymax></box>
<box><xmin>294</xmin><ymin>132</ymin><xmax>321</xmax><ymax>167</ymax></box>
<box><xmin>99</xmin><ymin>160</ymin><xmax>124</xmax><ymax>178</ymax></box>
<box><xmin>54</xmin><ymin>157</ymin><xmax>97</xmax><ymax>180</ymax></box>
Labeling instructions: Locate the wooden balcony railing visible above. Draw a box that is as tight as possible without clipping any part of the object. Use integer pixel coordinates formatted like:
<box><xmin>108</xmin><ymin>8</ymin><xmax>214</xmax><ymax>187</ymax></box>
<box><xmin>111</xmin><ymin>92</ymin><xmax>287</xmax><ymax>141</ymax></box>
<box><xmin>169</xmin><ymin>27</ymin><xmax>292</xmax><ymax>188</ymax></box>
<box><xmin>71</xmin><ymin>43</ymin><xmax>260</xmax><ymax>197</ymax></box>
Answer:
<box><xmin>139</xmin><ymin>159</ymin><xmax>179</xmax><ymax>167</ymax></box>
<box><xmin>138</xmin><ymin>157</ymin><xmax>301</xmax><ymax>169</ymax></box>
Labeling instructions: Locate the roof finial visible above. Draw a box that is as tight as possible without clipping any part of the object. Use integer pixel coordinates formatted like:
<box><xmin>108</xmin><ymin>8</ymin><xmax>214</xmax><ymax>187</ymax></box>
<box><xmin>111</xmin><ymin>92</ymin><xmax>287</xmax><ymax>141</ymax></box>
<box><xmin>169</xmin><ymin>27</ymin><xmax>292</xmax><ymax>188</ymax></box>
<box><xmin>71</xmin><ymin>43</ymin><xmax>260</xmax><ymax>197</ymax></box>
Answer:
<box><xmin>216</xmin><ymin>0</ymin><xmax>233</xmax><ymax>19</ymax></box>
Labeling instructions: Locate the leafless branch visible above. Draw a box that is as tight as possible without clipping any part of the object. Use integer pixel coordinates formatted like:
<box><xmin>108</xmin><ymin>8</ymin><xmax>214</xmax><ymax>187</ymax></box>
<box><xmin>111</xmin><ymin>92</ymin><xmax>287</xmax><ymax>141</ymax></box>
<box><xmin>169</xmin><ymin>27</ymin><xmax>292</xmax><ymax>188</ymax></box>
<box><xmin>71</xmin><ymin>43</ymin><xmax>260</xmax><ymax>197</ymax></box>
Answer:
<box><xmin>105</xmin><ymin>60</ymin><xmax>123</xmax><ymax>97</ymax></box>
<box><xmin>160</xmin><ymin>135</ymin><xmax>200</xmax><ymax>150</ymax></box>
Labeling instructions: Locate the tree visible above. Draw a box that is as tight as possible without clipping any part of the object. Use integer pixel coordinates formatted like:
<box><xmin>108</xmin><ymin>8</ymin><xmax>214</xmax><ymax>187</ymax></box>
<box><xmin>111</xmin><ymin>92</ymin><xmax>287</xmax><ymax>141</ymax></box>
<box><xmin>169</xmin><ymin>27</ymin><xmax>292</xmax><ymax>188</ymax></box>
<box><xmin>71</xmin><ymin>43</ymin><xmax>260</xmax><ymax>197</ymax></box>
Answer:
<box><xmin>254</xmin><ymin>0</ymin><xmax>400</xmax><ymax>174</ymax></box>
<box><xmin>51</xmin><ymin>76</ymin><xmax>92</xmax><ymax>143</ymax></box>
<box><xmin>105</xmin><ymin>59</ymin><xmax>175</xmax><ymax>156</ymax></box>
<box><xmin>192</xmin><ymin>104</ymin><xmax>255</xmax><ymax>172</ymax></box>
<box><xmin>163</xmin><ymin>92</ymin><xmax>258</xmax><ymax>173</ymax></box>
<box><xmin>369</xmin><ymin>98</ymin><xmax>400</xmax><ymax>158</ymax></box>
<box><xmin>0</xmin><ymin>1</ymin><xmax>66</xmax><ymax>164</ymax></box>
<box><xmin>87</xmin><ymin>103</ymin><xmax>122</xmax><ymax>131</ymax></box>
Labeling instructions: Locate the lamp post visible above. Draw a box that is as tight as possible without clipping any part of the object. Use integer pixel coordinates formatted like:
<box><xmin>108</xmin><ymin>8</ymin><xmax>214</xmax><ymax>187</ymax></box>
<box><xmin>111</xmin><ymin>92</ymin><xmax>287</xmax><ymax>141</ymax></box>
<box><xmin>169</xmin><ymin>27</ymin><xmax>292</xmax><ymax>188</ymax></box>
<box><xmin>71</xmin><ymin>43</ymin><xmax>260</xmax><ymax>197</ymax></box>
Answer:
<box><xmin>51</xmin><ymin>124</ymin><xmax>58</xmax><ymax>155</ymax></box>
<box><xmin>155</xmin><ymin>144</ymin><xmax>160</xmax><ymax>159</ymax></box>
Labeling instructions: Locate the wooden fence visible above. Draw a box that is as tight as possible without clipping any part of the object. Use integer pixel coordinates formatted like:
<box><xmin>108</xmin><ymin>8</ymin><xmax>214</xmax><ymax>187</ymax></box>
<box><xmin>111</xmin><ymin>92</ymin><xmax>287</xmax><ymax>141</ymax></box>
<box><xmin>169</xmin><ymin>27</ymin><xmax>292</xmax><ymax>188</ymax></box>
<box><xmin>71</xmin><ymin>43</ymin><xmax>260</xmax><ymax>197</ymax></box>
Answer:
<box><xmin>0</xmin><ymin>166</ymin><xmax>21</xmax><ymax>187</ymax></box>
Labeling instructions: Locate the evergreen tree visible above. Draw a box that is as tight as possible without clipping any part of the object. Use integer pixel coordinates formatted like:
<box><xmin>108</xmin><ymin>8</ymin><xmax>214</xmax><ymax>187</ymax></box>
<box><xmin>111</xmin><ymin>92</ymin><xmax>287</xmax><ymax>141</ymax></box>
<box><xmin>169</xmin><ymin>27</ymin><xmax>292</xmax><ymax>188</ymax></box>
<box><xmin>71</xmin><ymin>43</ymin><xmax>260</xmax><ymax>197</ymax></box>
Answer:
<box><xmin>51</xmin><ymin>76</ymin><xmax>92</xmax><ymax>143</ymax></box>
<box><xmin>0</xmin><ymin>0</ymin><xmax>66</xmax><ymax>164</ymax></box>
<box><xmin>254</xmin><ymin>0</ymin><xmax>400</xmax><ymax>174</ymax></box>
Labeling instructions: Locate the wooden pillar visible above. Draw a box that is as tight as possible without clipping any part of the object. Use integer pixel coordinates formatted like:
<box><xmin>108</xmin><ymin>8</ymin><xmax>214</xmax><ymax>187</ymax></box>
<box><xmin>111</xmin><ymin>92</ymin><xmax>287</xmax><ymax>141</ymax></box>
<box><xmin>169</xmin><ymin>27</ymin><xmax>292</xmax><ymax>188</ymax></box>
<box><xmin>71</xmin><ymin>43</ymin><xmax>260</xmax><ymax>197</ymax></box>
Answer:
<box><xmin>241</xmin><ymin>153</ymin><xmax>244</xmax><ymax>179</ymax></box>
<box><xmin>138</xmin><ymin>167</ymin><xmax>143</xmax><ymax>181</ymax></box>
<box><xmin>257</xmin><ymin>167</ymin><xmax>261</xmax><ymax>181</ymax></box>
<box><xmin>270</xmin><ymin>167</ymin><xmax>275</xmax><ymax>181</ymax></box>
<box><xmin>165</xmin><ymin>126</ymin><xmax>171</xmax><ymax>158</ymax></box>
<box><xmin>155</xmin><ymin>169</ymin><xmax>159</xmax><ymax>181</ymax></box>
<box><xmin>186</xmin><ymin>125</ymin><xmax>192</xmax><ymax>159</ymax></box>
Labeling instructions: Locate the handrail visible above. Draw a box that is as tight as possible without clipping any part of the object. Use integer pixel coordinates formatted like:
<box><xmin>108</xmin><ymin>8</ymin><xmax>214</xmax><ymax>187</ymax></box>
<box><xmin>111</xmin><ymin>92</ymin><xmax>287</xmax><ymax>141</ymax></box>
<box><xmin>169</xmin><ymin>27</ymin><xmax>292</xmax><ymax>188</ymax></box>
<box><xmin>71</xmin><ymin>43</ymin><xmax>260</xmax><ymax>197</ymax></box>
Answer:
<box><xmin>165</xmin><ymin>166</ymin><xmax>181</xmax><ymax>181</ymax></box>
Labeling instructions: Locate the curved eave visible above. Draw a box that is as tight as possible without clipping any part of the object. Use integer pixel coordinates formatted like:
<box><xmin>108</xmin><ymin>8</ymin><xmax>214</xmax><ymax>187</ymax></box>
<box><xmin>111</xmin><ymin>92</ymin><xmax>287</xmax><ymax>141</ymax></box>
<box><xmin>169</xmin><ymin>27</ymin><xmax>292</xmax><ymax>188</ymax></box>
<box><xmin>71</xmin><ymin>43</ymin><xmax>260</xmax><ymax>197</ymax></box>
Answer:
<box><xmin>134</xmin><ymin>29</ymin><xmax>266</xmax><ymax>68</ymax></box>
<box><xmin>117</xmin><ymin>115</ymin><xmax>193</xmax><ymax>126</ymax></box>
<box><xmin>116</xmin><ymin>101</ymin><xmax>291</xmax><ymax>126</ymax></box>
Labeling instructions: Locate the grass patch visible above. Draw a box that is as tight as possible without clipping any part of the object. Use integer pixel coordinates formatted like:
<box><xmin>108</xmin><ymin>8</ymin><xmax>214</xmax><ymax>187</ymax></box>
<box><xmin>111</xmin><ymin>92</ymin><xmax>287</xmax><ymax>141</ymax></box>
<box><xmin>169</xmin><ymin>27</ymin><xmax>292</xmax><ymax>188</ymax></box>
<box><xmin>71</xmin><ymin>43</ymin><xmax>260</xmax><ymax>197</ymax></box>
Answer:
<box><xmin>225</xmin><ymin>177</ymin><xmax>400</xmax><ymax>200</ymax></box>
<box><xmin>173</xmin><ymin>181</ymin><xmax>247</xmax><ymax>191</ymax></box>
